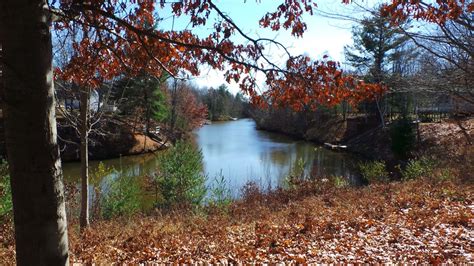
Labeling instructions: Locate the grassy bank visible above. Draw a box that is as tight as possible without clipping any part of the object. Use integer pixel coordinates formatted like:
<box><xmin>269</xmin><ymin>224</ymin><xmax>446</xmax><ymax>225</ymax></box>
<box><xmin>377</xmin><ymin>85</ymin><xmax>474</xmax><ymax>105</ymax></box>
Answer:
<box><xmin>1</xmin><ymin>174</ymin><xmax>472</xmax><ymax>264</ymax></box>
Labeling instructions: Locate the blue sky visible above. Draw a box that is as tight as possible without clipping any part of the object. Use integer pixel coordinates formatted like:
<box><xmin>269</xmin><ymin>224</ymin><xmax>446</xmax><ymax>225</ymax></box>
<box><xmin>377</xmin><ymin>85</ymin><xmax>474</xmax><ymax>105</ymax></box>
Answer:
<box><xmin>157</xmin><ymin>0</ymin><xmax>380</xmax><ymax>94</ymax></box>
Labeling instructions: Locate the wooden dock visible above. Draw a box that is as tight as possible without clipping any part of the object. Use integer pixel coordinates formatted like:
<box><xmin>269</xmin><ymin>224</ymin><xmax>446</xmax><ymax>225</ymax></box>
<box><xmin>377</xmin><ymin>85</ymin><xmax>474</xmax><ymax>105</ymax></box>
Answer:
<box><xmin>323</xmin><ymin>143</ymin><xmax>348</xmax><ymax>150</ymax></box>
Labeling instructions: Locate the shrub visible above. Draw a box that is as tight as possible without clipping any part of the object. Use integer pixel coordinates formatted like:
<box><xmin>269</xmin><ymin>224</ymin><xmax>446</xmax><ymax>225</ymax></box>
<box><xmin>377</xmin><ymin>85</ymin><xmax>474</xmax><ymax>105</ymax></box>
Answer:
<box><xmin>240</xmin><ymin>181</ymin><xmax>263</xmax><ymax>203</ymax></box>
<box><xmin>91</xmin><ymin>162</ymin><xmax>114</xmax><ymax>218</ymax></box>
<box><xmin>208</xmin><ymin>171</ymin><xmax>232</xmax><ymax>210</ymax></box>
<box><xmin>91</xmin><ymin>161</ymin><xmax>114</xmax><ymax>185</ymax></box>
<box><xmin>285</xmin><ymin>158</ymin><xmax>307</xmax><ymax>188</ymax></box>
<box><xmin>359</xmin><ymin>160</ymin><xmax>389</xmax><ymax>183</ymax></box>
<box><xmin>436</xmin><ymin>168</ymin><xmax>456</xmax><ymax>182</ymax></box>
<box><xmin>101</xmin><ymin>171</ymin><xmax>141</xmax><ymax>219</ymax></box>
<box><xmin>0</xmin><ymin>161</ymin><xmax>12</xmax><ymax>218</ymax></box>
<box><xmin>290</xmin><ymin>158</ymin><xmax>306</xmax><ymax>179</ymax></box>
<box><xmin>399</xmin><ymin>157</ymin><xmax>436</xmax><ymax>181</ymax></box>
<box><xmin>331</xmin><ymin>176</ymin><xmax>349</xmax><ymax>188</ymax></box>
<box><xmin>390</xmin><ymin>118</ymin><xmax>416</xmax><ymax>159</ymax></box>
<box><xmin>156</xmin><ymin>141</ymin><xmax>207</xmax><ymax>208</ymax></box>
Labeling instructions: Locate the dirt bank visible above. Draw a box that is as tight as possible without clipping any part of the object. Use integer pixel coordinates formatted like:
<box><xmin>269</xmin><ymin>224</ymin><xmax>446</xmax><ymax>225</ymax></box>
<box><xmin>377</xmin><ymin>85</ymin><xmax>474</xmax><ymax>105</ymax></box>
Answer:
<box><xmin>255</xmin><ymin>113</ymin><xmax>473</xmax><ymax>164</ymax></box>
<box><xmin>0</xmin><ymin>117</ymin><xmax>170</xmax><ymax>162</ymax></box>
<box><xmin>347</xmin><ymin>118</ymin><xmax>473</xmax><ymax>163</ymax></box>
<box><xmin>58</xmin><ymin>118</ymin><xmax>169</xmax><ymax>162</ymax></box>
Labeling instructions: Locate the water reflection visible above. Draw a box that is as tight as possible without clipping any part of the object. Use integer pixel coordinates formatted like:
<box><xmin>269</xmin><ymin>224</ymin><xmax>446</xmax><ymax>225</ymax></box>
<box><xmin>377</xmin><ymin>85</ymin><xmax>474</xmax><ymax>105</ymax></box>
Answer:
<box><xmin>196</xmin><ymin>119</ymin><xmax>361</xmax><ymax>193</ymax></box>
<box><xmin>63</xmin><ymin>153</ymin><xmax>159</xmax><ymax>183</ymax></box>
<box><xmin>63</xmin><ymin>118</ymin><xmax>362</xmax><ymax>196</ymax></box>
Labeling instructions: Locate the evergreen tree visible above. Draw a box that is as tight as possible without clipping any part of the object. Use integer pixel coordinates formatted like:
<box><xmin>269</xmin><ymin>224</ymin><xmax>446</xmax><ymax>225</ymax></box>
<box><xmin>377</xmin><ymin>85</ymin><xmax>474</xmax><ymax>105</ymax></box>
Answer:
<box><xmin>344</xmin><ymin>9</ymin><xmax>412</xmax><ymax>125</ymax></box>
<box><xmin>344</xmin><ymin>9</ymin><xmax>411</xmax><ymax>83</ymax></box>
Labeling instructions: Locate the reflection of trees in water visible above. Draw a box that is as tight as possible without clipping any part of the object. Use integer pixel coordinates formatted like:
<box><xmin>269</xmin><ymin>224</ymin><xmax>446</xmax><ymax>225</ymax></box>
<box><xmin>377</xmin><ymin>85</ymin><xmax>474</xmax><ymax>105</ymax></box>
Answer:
<box><xmin>261</xmin><ymin>150</ymin><xmax>288</xmax><ymax>188</ymax></box>
<box><xmin>64</xmin><ymin>119</ymin><xmax>363</xmax><ymax>196</ymax></box>
<box><xmin>310</xmin><ymin>148</ymin><xmax>360</xmax><ymax>182</ymax></box>
<box><xmin>267</xmin><ymin>147</ymin><xmax>292</xmax><ymax>166</ymax></box>
<box><xmin>293</xmin><ymin>144</ymin><xmax>316</xmax><ymax>177</ymax></box>
<box><xmin>255</xmin><ymin>129</ymin><xmax>295</xmax><ymax>144</ymax></box>
<box><xmin>259</xmin><ymin>142</ymin><xmax>318</xmax><ymax>186</ymax></box>
<box><xmin>64</xmin><ymin>153</ymin><xmax>161</xmax><ymax>189</ymax></box>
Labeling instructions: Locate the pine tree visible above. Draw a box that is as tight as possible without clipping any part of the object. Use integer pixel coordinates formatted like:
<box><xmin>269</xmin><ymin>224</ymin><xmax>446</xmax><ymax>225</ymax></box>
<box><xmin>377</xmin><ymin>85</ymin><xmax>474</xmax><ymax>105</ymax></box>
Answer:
<box><xmin>344</xmin><ymin>9</ymin><xmax>410</xmax><ymax>83</ymax></box>
<box><xmin>344</xmin><ymin>9</ymin><xmax>411</xmax><ymax>125</ymax></box>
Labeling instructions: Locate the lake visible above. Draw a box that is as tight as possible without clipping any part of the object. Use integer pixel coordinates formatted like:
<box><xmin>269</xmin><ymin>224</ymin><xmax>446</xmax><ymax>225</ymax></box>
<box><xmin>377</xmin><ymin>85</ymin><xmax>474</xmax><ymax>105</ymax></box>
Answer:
<box><xmin>63</xmin><ymin>118</ymin><xmax>362</xmax><ymax>196</ymax></box>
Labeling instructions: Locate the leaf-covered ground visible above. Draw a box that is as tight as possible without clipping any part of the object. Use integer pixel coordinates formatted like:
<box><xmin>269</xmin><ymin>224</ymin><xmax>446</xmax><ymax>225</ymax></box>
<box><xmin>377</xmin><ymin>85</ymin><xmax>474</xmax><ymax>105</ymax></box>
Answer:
<box><xmin>1</xmin><ymin>178</ymin><xmax>473</xmax><ymax>264</ymax></box>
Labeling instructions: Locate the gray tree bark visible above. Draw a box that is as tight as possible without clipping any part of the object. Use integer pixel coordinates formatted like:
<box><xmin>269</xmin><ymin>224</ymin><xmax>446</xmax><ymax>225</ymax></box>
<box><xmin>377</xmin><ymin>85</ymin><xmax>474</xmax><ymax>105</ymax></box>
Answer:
<box><xmin>0</xmin><ymin>0</ymin><xmax>69</xmax><ymax>264</ymax></box>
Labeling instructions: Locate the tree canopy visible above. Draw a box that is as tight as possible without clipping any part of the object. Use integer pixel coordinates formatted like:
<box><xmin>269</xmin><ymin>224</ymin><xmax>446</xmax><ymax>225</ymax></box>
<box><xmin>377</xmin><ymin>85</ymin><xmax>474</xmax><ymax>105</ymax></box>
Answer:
<box><xmin>52</xmin><ymin>0</ymin><xmax>390</xmax><ymax>112</ymax></box>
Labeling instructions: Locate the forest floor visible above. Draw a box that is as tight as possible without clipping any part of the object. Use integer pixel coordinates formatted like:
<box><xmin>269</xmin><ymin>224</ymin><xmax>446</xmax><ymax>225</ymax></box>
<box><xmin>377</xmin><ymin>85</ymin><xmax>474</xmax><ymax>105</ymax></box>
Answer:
<box><xmin>1</xmin><ymin>176</ymin><xmax>472</xmax><ymax>264</ymax></box>
<box><xmin>418</xmin><ymin>118</ymin><xmax>473</xmax><ymax>158</ymax></box>
<box><xmin>344</xmin><ymin>117</ymin><xmax>474</xmax><ymax>163</ymax></box>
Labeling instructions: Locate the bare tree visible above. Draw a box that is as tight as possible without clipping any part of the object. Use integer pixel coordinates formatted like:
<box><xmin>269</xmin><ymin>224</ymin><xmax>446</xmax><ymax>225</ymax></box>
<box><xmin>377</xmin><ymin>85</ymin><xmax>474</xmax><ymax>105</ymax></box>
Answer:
<box><xmin>399</xmin><ymin>8</ymin><xmax>473</xmax><ymax>110</ymax></box>
<box><xmin>55</xmin><ymin>80</ymin><xmax>113</xmax><ymax>228</ymax></box>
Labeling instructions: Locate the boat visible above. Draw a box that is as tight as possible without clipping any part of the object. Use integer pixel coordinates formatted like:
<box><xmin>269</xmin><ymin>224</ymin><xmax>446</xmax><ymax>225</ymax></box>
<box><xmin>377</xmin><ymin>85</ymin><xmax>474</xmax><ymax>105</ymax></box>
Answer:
<box><xmin>322</xmin><ymin>143</ymin><xmax>348</xmax><ymax>150</ymax></box>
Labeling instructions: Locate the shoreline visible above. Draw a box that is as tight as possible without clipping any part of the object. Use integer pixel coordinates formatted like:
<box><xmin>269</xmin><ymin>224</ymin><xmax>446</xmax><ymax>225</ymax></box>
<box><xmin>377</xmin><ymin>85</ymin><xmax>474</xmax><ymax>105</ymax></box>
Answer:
<box><xmin>253</xmin><ymin>116</ymin><xmax>474</xmax><ymax>165</ymax></box>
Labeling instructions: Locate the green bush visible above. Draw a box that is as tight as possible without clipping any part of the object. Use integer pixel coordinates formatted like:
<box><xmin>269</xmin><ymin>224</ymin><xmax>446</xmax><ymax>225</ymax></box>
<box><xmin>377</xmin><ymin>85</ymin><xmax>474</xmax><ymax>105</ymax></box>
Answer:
<box><xmin>208</xmin><ymin>171</ymin><xmax>232</xmax><ymax>210</ymax></box>
<box><xmin>0</xmin><ymin>161</ymin><xmax>12</xmax><ymax>217</ymax></box>
<box><xmin>331</xmin><ymin>176</ymin><xmax>349</xmax><ymax>188</ymax></box>
<box><xmin>91</xmin><ymin>162</ymin><xmax>114</xmax><ymax>218</ymax></box>
<box><xmin>436</xmin><ymin>168</ymin><xmax>456</xmax><ymax>181</ymax></box>
<box><xmin>101</xmin><ymin>170</ymin><xmax>141</xmax><ymax>219</ymax></box>
<box><xmin>390</xmin><ymin>118</ymin><xmax>416</xmax><ymax>159</ymax></box>
<box><xmin>284</xmin><ymin>158</ymin><xmax>306</xmax><ymax>188</ymax></box>
<box><xmin>91</xmin><ymin>162</ymin><xmax>114</xmax><ymax>185</ymax></box>
<box><xmin>359</xmin><ymin>160</ymin><xmax>388</xmax><ymax>183</ymax></box>
<box><xmin>156</xmin><ymin>141</ymin><xmax>207</xmax><ymax>208</ymax></box>
<box><xmin>399</xmin><ymin>157</ymin><xmax>436</xmax><ymax>181</ymax></box>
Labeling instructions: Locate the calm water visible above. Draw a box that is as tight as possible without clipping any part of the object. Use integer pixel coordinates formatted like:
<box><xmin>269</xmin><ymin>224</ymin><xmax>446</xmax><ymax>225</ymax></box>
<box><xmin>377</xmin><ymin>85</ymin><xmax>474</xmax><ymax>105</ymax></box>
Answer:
<box><xmin>63</xmin><ymin>118</ymin><xmax>361</xmax><ymax>194</ymax></box>
<box><xmin>197</xmin><ymin>119</ymin><xmax>361</xmax><ymax>193</ymax></box>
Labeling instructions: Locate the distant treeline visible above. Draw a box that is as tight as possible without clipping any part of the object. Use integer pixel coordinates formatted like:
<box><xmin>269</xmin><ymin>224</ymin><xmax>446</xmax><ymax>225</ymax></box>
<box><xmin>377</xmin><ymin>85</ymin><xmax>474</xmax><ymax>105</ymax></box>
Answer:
<box><xmin>194</xmin><ymin>84</ymin><xmax>250</xmax><ymax>121</ymax></box>
<box><xmin>56</xmin><ymin>73</ymin><xmax>250</xmax><ymax>144</ymax></box>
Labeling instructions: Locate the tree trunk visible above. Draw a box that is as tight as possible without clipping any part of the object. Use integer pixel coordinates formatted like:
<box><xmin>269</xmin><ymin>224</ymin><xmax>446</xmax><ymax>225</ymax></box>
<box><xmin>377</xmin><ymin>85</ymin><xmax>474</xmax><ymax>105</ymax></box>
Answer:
<box><xmin>144</xmin><ymin>89</ymin><xmax>149</xmax><ymax>150</ymax></box>
<box><xmin>342</xmin><ymin>101</ymin><xmax>347</xmax><ymax>121</ymax></box>
<box><xmin>170</xmin><ymin>79</ymin><xmax>178</xmax><ymax>133</ymax></box>
<box><xmin>79</xmin><ymin>88</ymin><xmax>90</xmax><ymax>229</ymax></box>
<box><xmin>0</xmin><ymin>0</ymin><xmax>69</xmax><ymax>264</ymax></box>
<box><xmin>375</xmin><ymin>96</ymin><xmax>386</xmax><ymax>127</ymax></box>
